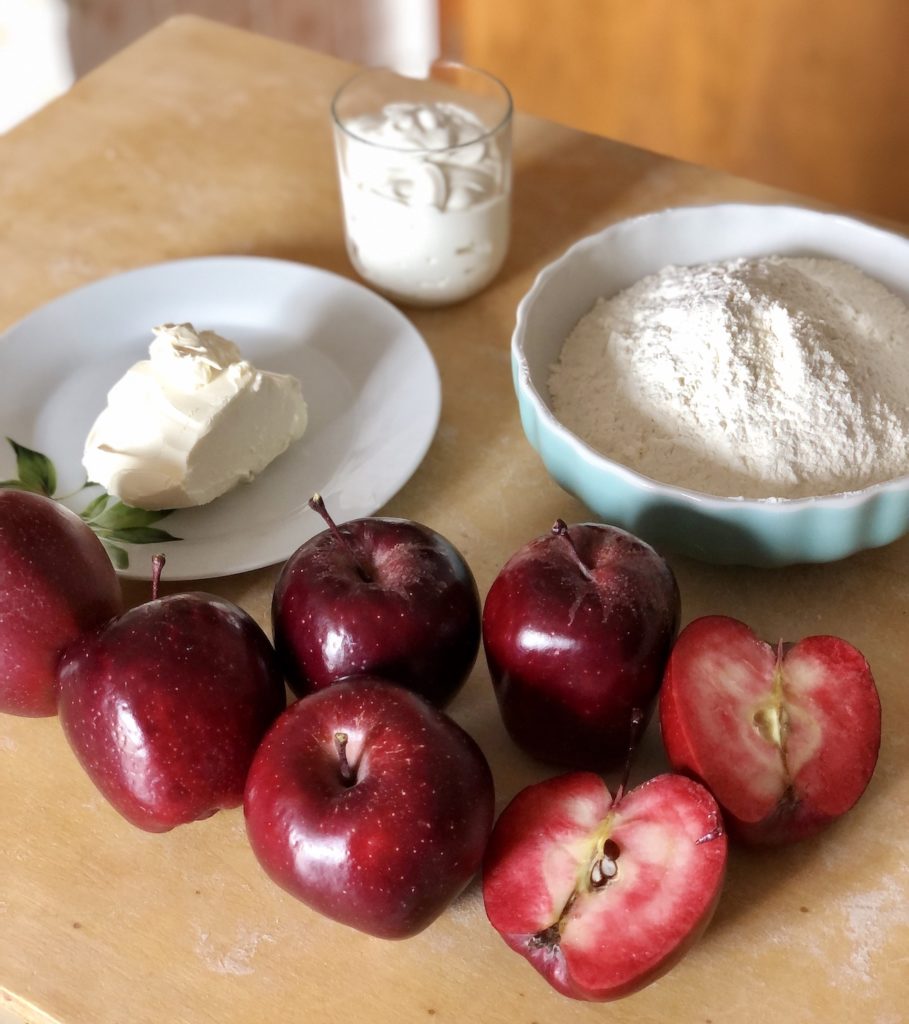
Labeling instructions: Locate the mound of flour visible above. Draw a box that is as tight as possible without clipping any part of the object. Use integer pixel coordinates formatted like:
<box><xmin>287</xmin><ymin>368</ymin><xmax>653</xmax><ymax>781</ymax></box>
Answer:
<box><xmin>548</xmin><ymin>256</ymin><xmax>909</xmax><ymax>498</ymax></box>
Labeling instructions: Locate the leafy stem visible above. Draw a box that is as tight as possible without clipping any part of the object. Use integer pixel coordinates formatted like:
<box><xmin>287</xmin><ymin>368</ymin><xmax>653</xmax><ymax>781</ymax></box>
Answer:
<box><xmin>0</xmin><ymin>438</ymin><xmax>181</xmax><ymax>570</ymax></box>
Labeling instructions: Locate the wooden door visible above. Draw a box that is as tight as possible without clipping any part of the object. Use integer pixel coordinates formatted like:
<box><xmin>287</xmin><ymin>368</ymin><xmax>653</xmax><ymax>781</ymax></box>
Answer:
<box><xmin>441</xmin><ymin>0</ymin><xmax>909</xmax><ymax>220</ymax></box>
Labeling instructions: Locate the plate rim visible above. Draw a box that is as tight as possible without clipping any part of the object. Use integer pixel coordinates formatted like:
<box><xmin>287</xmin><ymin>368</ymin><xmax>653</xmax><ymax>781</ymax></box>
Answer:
<box><xmin>0</xmin><ymin>255</ymin><xmax>442</xmax><ymax>581</ymax></box>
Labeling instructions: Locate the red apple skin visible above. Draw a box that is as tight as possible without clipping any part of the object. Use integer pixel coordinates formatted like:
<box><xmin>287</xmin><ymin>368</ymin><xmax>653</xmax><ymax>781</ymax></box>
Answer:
<box><xmin>57</xmin><ymin>593</ymin><xmax>286</xmax><ymax>832</ymax></box>
<box><xmin>0</xmin><ymin>490</ymin><xmax>122</xmax><ymax>717</ymax></box>
<box><xmin>483</xmin><ymin>772</ymin><xmax>727</xmax><ymax>1001</ymax></box>
<box><xmin>659</xmin><ymin>615</ymin><xmax>881</xmax><ymax>845</ymax></box>
<box><xmin>244</xmin><ymin>678</ymin><xmax>495</xmax><ymax>939</ymax></box>
<box><xmin>482</xmin><ymin>522</ymin><xmax>680</xmax><ymax>770</ymax></box>
<box><xmin>272</xmin><ymin>517</ymin><xmax>481</xmax><ymax>707</ymax></box>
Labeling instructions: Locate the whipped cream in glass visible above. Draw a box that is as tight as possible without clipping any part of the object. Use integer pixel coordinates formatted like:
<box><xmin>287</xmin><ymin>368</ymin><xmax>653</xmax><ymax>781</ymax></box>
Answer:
<box><xmin>332</xmin><ymin>63</ymin><xmax>512</xmax><ymax>306</ymax></box>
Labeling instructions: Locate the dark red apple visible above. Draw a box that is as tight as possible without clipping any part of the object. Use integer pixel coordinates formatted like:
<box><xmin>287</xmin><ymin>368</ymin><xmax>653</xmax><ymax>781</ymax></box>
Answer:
<box><xmin>272</xmin><ymin>495</ymin><xmax>481</xmax><ymax>707</ymax></box>
<box><xmin>244</xmin><ymin>677</ymin><xmax>495</xmax><ymax>939</ymax></box>
<box><xmin>659</xmin><ymin>615</ymin><xmax>881</xmax><ymax>845</ymax></box>
<box><xmin>483</xmin><ymin>770</ymin><xmax>727</xmax><ymax>1000</ymax></box>
<box><xmin>482</xmin><ymin>520</ymin><xmax>680</xmax><ymax>769</ymax></box>
<box><xmin>57</xmin><ymin>556</ymin><xmax>285</xmax><ymax>832</ymax></box>
<box><xmin>0</xmin><ymin>490</ymin><xmax>122</xmax><ymax>717</ymax></box>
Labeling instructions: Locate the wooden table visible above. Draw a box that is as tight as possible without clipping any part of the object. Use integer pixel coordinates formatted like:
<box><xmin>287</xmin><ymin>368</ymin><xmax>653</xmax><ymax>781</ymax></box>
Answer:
<box><xmin>1</xmin><ymin>16</ymin><xmax>906</xmax><ymax>1024</ymax></box>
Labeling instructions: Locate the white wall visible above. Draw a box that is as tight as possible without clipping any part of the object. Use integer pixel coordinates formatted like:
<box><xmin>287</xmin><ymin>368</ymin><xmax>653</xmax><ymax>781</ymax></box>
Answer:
<box><xmin>0</xmin><ymin>0</ymin><xmax>440</xmax><ymax>133</ymax></box>
<box><xmin>0</xmin><ymin>0</ymin><xmax>73</xmax><ymax>133</ymax></box>
<box><xmin>358</xmin><ymin>0</ymin><xmax>439</xmax><ymax>75</ymax></box>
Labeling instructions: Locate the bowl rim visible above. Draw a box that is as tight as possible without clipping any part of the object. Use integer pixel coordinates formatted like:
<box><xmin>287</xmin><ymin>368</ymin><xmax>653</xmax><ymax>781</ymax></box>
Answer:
<box><xmin>512</xmin><ymin>201</ymin><xmax>909</xmax><ymax>513</ymax></box>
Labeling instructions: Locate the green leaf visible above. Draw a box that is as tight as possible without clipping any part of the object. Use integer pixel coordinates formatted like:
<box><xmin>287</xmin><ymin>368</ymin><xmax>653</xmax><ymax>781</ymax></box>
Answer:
<box><xmin>7</xmin><ymin>438</ymin><xmax>56</xmax><ymax>496</ymax></box>
<box><xmin>101</xmin><ymin>541</ymin><xmax>129</xmax><ymax>570</ymax></box>
<box><xmin>90</xmin><ymin>501</ymin><xmax>174</xmax><ymax>531</ymax></box>
<box><xmin>99</xmin><ymin>526</ymin><xmax>179</xmax><ymax>545</ymax></box>
<box><xmin>2</xmin><ymin>440</ymin><xmax>183</xmax><ymax>554</ymax></box>
<box><xmin>1</xmin><ymin>441</ymin><xmax>183</xmax><ymax>558</ymax></box>
<box><xmin>79</xmin><ymin>492</ymin><xmax>111</xmax><ymax>521</ymax></box>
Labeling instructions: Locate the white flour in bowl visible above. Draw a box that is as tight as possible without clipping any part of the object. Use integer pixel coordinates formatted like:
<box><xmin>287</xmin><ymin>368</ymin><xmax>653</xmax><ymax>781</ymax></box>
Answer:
<box><xmin>548</xmin><ymin>255</ymin><xmax>909</xmax><ymax>499</ymax></box>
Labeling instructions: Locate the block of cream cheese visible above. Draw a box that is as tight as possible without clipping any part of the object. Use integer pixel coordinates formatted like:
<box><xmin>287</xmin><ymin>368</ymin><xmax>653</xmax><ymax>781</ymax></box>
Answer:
<box><xmin>82</xmin><ymin>323</ymin><xmax>308</xmax><ymax>509</ymax></box>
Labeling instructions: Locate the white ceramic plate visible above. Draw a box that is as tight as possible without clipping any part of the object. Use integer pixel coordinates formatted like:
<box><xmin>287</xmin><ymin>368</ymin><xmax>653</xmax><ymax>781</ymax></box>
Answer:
<box><xmin>0</xmin><ymin>256</ymin><xmax>441</xmax><ymax>580</ymax></box>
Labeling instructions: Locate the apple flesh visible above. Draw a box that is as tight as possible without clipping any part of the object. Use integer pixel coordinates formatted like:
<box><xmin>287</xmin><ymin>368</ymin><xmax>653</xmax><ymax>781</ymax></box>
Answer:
<box><xmin>244</xmin><ymin>677</ymin><xmax>495</xmax><ymax>939</ymax></box>
<box><xmin>482</xmin><ymin>521</ymin><xmax>680</xmax><ymax>769</ymax></box>
<box><xmin>483</xmin><ymin>771</ymin><xmax>727</xmax><ymax>1000</ymax></box>
<box><xmin>273</xmin><ymin>498</ymin><xmax>481</xmax><ymax>707</ymax></box>
<box><xmin>58</xmin><ymin>572</ymin><xmax>286</xmax><ymax>832</ymax></box>
<box><xmin>0</xmin><ymin>490</ymin><xmax>122</xmax><ymax>717</ymax></box>
<box><xmin>659</xmin><ymin>615</ymin><xmax>881</xmax><ymax>845</ymax></box>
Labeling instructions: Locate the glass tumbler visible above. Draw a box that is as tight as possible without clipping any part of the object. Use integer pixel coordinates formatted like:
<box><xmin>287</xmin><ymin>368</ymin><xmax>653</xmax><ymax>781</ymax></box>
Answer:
<box><xmin>331</xmin><ymin>62</ymin><xmax>513</xmax><ymax>306</ymax></box>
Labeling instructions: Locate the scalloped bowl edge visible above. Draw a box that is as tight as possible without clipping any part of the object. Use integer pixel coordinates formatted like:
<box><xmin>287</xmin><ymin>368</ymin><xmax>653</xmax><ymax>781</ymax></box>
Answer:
<box><xmin>511</xmin><ymin>203</ymin><xmax>909</xmax><ymax>566</ymax></box>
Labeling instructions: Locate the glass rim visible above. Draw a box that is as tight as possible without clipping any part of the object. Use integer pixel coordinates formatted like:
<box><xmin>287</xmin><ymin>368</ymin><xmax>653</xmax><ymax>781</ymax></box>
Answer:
<box><xmin>330</xmin><ymin>60</ymin><xmax>513</xmax><ymax>155</ymax></box>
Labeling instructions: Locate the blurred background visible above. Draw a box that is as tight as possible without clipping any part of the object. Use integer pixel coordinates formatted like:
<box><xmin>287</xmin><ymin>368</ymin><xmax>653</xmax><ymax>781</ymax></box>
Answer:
<box><xmin>2</xmin><ymin>0</ymin><xmax>907</xmax><ymax>221</ymax></box>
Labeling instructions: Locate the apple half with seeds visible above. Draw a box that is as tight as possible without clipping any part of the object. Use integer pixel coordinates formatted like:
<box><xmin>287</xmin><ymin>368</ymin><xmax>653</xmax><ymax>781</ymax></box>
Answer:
<box><xmin>659</xmin><ymin>615</ymin><xmax>881</xmax><ymax>845</ymax></box>
<box><xmin>482</xmin><ymin>771</ymin><xmax>727</xmax><ymax>1000</ymax></box>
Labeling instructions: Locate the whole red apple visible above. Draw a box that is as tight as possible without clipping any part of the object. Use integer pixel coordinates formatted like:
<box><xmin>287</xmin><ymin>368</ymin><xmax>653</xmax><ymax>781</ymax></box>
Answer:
<box><xmin>244</xmin><ymin>677</ymin><xmax>495</xmax><ymax>939</ymax></box>
<box><xmin>0</xmin><ymin>490</ymin><xmax>122</xmax><ymax>717</ymax></box>
<box><xmin>272</xmin><ymin>495</ymin><xmax>481</xmax><ymax>707</ymax></box>
<box><xmin>659</xmin><ymin>615</ymin><xmax>881</xmax><ymax>845</ymax></box>
<box><xmin>482</xmin><ymin>520</ymin><xmax>679</xmax><ymax>769</ymax></box>
<box><xmin>483</xmin><ymin>770</ymin><xmax>727</xmax><ymax>1000</ymax></box>
<box><xmin>58</xmin><ymin>556</ymin><xmax>285</xmax><ymax>832</ymax></box>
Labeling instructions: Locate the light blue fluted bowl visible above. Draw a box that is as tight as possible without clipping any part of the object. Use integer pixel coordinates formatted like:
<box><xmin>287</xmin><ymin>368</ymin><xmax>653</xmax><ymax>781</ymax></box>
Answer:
<box><xmin>512</xmin><ymin>204</ymin><xmax>909</xmax><ymax>567</ymax></box>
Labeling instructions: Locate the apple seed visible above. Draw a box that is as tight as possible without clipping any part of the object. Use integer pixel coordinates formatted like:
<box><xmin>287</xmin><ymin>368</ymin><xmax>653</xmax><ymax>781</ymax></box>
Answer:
<box><xmin>751</xmin><ymin>642</ymin><xmax>793</xmax><ymax>782</ymax></box>
<box><xmin>589</xmin><ymin>839</ymin><xmax>620</xmax><ymax>888</ymax></box>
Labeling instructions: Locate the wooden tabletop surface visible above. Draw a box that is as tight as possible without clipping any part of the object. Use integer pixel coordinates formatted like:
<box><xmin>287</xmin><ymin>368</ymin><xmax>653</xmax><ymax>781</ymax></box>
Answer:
<box><xmin>1</xmin><ymin>16</ymin><xmax>906</xmax><ymax>1024</ymax></box>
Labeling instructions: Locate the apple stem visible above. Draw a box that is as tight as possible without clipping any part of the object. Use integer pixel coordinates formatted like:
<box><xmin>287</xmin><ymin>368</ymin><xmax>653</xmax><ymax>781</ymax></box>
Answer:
<box><xmin>151</xmin><ymin>553</ymin><xmax>165</xmax><ymax>600</ymax></box>
<box><xmin>528</xmin><ymin>921</ymin><xmax>563</xmax><ymax>951</ymax></box>
<box><xmin>551</xmin><ymin>519</ymin><xmax>595</xmax><ymax>581</ymax></box>
<box><xmin>612</xmin><ymin>707</ymin><xmax>645</xmax><ymax>806</ymax></box>
<box><xmin>334</xmin><ymin>731</ymin><xmax>356</xmax><ymax>787</ymax></box>
<box><xmin>309</xmin><ymin>493</ymin><xmax>372</xmax><ymax>583</ymax></box>
<box><xmin>695</xmin><ymin>823</ymin><xmax>725</xmax><ymax>845</ymax></box>
<box><xmin>530</xmin><ymin>889</ymin><xmax>580</xmax><ymax>950</ymax></box>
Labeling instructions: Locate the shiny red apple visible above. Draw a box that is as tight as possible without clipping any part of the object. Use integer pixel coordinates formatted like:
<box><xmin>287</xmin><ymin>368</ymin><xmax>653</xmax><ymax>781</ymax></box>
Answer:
<box><xmin>659</xmin><ymin>615</ymin><xmax>881</xmax><ymax>844</ymax></box>
<box><xmin>483</xmin><ymin>520</ymin><xmax>680</xmax><ymax>769</ymax></box>
<box><xmin>0</xmin><ymin>490</ymin><xmax>122</xmax><ymax>716</ymax></box>
<box><xmin>244</xmin><ymin>677</ymin><xmax>495</xmax><ymax>939</ymax></box>
<box><xmin>57</xmin><ymin>556</ymin><xmax>285</xmax><ymax>832</ymax></box>
<box><xmin>272</xmin><ymin>495</ymin><xmax>481</xmax><ymax>707</ymax></box>
<box><xmin>483</xmin><ymin>769</ymin><xmax>727</xmax><ymax>1000</ymax></box>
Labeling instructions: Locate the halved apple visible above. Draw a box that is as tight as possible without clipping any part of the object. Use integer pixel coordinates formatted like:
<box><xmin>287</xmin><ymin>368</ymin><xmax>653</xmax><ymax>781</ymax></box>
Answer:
<box><xmin>482</xmin><ymin>771</ymin><xmax>727</xmax><ymax>1000</ymax></box>
<box><xmin>659</xmin><ymin>615</ymin><xmax>881</xmax><ymax>845</ymax></box>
